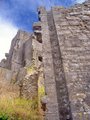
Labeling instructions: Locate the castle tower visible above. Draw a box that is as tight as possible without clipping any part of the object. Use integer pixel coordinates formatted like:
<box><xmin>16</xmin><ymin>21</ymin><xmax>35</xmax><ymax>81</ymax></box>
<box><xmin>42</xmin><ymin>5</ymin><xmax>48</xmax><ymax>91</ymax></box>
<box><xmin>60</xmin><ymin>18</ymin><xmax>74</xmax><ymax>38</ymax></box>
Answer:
<box><xmin>34</xmin><ymin>0</ymin><xmax>90</xmax><ymax>119</ymax></box>
<box><xmin>0</xmin><ymin>0</ymin><xmax>90</xmax><ymax>120</ymax></box>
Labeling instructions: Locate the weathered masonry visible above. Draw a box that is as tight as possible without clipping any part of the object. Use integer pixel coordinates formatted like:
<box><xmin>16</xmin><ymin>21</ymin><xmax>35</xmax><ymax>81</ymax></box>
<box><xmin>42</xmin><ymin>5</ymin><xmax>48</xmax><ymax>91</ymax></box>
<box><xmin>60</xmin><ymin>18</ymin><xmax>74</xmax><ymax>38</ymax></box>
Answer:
<box><xmin>0</xmin><ymin>0</ymin><xmax>90</xmax><ymax>120</ymax></box>
<box><xmin>33</xmin><ymin>0</ymin><xmax>90</xmax><ymax>120</ymax></box>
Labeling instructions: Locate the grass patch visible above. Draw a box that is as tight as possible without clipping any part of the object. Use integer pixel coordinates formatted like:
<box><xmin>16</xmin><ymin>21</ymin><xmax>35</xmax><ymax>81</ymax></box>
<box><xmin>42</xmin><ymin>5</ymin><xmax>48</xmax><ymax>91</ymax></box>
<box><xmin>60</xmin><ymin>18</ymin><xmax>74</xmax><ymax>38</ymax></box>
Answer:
<box><xmin>0</xmin><ymin>97</ymin><xmax>42</xmax><ymax>120</ymax></box>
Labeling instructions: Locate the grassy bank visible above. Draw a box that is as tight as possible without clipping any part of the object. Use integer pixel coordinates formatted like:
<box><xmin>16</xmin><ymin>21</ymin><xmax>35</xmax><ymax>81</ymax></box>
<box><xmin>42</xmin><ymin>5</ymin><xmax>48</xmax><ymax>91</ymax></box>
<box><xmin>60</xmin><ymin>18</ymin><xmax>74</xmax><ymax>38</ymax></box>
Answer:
<box><xmin>0</xmin><ymin>97</ymin><xmax>42</xmax><ymax>120</ymax></box>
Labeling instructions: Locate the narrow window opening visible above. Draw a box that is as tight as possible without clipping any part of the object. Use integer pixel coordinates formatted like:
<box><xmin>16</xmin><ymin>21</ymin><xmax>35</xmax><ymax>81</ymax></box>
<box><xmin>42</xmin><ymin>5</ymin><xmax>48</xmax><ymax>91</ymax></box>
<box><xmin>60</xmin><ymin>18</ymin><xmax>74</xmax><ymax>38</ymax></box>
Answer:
<box><xmin>38</xmin><ymin>56</ymin><xmax>42</xmax><ymax>62</ymax></box>
<box><xmin>38</xmin><ymin>16</ymin><xmax>41</xmax><ymax>21</ymax></box>
<box><xmin>23</xmin><ymin>60</ymin><xmax>26</xmax><ymax>67</ymax></box>
<box><xmin>38</xmin><ymin>11</ymin><xmax>41</xmax><ymax>15</ymax></box>
<box><xmin>38</xmin><ymin>11</ymin><xmax>41</xmax><ymax>21</ymax></box>
<box><xmin>35</xmin><ymin>33</ymin><xmax>42</xmax><ymax>43</ymax></box>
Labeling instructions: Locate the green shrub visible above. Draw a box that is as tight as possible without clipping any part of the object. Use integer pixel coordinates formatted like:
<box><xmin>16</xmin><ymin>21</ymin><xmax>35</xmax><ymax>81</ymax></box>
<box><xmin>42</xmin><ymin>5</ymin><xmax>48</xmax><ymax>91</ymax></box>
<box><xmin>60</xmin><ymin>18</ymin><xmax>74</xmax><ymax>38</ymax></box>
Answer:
<box><xmin>0</xmin><ymin>113</ymin><xmax>9</xmax><ymax>120</ymax></box>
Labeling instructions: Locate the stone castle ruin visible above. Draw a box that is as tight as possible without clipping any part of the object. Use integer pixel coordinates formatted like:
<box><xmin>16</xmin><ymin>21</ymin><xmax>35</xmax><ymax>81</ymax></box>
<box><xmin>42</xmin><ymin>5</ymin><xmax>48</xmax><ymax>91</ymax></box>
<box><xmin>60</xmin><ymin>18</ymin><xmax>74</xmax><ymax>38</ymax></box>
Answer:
<box><xmin>0</xmin><ymin>0</ymin><xmax>90</xmax><ymax>120</ymax></box>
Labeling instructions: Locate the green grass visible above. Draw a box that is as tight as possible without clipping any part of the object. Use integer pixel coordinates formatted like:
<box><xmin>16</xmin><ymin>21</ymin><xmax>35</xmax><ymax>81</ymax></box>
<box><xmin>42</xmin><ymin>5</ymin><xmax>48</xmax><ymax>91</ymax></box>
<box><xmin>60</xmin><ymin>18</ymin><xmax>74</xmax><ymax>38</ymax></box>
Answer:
<box><xmin>0</xmin><ymin>97</ymin><xmax>42</xmax><ymax>120</ymax></box>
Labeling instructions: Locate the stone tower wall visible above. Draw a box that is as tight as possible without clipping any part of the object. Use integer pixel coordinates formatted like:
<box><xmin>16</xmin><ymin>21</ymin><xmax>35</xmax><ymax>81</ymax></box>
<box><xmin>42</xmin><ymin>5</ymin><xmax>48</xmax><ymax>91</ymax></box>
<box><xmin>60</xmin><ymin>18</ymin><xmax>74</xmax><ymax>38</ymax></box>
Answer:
<box><xmin>39</xmin><ymin>1</ymin><xmax>90</xmax><ymax>120</ymax></box>
<box><xmin>52</xmin><ymin>1</ymin><xmax>90</xmax><ymax>119</ymax></box>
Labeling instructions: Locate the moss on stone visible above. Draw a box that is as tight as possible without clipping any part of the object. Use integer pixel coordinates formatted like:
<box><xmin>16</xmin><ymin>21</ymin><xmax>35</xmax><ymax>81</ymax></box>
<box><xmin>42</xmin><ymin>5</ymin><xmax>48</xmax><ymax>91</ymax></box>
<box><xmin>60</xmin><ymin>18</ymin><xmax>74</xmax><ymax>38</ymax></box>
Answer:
<box><xmin>38</xmin><ymin>73</ymin><xmax>45</xmax><ymax>111</ymax></box>
<box><xmin>26</xmin><ymin>62</ymin><xmax>37</xmax><ymax>75</ymax></box>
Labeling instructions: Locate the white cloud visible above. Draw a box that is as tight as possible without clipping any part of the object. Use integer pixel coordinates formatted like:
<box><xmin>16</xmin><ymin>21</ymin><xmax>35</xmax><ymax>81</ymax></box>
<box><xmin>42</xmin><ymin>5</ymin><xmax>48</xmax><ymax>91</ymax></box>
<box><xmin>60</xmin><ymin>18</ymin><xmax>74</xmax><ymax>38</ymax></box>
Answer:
<box><xmin>0</xmin><ymin>17</ymin><xmax>18</xmax><ymax>61</ymax></box>
<box><xmin>76</xmin><ymin>0</ymin><xmax>85</xmax><ymax>3</ymax></box>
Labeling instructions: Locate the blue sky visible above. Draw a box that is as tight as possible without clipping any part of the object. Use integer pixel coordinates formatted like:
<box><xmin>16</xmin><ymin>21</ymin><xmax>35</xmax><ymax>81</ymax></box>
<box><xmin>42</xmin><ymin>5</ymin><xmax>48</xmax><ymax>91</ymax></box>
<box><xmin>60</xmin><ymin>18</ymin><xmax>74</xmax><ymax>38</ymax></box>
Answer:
<box><xmin>0</xmin><ymin>0</ymin><xmax>86</xmax><ymax>60</ymax></box>
<box><xmin>0</xmin><ymin>0</ymin><xmax>85</xmax><ymax>31</ymax></box>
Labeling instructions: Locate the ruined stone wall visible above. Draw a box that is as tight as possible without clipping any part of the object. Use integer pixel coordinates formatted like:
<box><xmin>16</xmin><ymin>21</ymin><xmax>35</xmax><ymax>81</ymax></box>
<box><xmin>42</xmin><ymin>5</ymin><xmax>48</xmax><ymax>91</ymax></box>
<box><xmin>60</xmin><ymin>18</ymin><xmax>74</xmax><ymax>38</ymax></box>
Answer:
<box><xmin>33</xmin><ymin>22</ymin><xmax>43</xmax><ymax>67</ymax></box>
<box><xmin>0</xmin><ymin>67</ymin><xmax>19</xmax><ymax>99</ymax></box>
<box><xmin>39</xmin><ymin>0</ymin><xmax>90</xmax><ymax>120</ymax></box>
<box><xmin>0</xmin><ymin>30</ymin><xmax>43</xmax><ymax>101</ymax></box>
<box><xmin>0</xmin><ymin>30</ymin><xmax>33</xmax><ymax>72</ymax></box>
<box><xmin>0</xmin><ymin>1</ymin><xmax>90</xmax><ymax>119</ymax></box>
<box><xmin>11</xmin><ymin>30</ymin><xmax>32</xmax><ymax>72</ymax></box>
<box><xmin>17</xmin><ymin>32</ymin><xmax>43</xmax><ymax>99</ymax></box>
<box><xmin>0</xmin><ymin>30</ymin><xmax>38</xmax><ymax>100</ymax></box>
